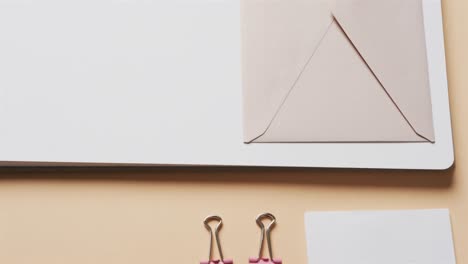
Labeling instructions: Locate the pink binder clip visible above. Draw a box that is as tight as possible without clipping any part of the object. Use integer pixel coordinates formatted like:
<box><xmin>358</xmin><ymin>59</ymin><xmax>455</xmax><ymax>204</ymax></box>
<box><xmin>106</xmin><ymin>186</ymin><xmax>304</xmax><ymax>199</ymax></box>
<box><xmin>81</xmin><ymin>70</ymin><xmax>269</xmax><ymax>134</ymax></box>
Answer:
<box><xmin>201</xmin><ymin>215</ymin><xmax>233</xmax><ymax>264</ymax></box>
<box><xmin>249</xmin><ymin>213</ymin><xmax>282</xmax><ymax>264</ymax></box>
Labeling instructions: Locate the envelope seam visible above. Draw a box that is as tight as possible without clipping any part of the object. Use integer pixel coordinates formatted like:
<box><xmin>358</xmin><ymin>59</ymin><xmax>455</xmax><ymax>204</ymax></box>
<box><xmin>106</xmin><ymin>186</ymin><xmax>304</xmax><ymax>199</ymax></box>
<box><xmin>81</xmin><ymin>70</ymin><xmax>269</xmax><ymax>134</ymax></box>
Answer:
<box><xmin>250</xmin><ymin>20</ymin><xmax>335</xmax><ymax>143</ymax></box>
<box><xmin>333</xmin><ymin>18</ymin><xmax>432</xmax><ymax>143</ymax></box>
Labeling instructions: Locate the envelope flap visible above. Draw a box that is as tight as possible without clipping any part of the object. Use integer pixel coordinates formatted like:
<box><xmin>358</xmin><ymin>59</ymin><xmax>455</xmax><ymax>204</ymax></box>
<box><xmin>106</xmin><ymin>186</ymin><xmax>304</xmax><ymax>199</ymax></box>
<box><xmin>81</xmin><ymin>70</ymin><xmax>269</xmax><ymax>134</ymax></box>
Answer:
<box><xmin>242</xmin><ymin>0</ymin><xmax>334</xmax><ymax>142</ymax></box>
<box><xmin>332</xmin><ymin>0</ymin><xmax>435</xmax><ymax>141</ymax></box>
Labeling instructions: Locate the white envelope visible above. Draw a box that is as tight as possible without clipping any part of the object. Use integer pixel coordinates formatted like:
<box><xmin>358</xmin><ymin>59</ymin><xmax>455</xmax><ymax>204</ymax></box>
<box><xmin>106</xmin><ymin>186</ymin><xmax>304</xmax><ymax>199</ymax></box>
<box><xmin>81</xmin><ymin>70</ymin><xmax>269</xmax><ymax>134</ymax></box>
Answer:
<box><xmin>242</xmin><ymin>0</ymin><xmax>435</xmax><ymax>143</ymax></box>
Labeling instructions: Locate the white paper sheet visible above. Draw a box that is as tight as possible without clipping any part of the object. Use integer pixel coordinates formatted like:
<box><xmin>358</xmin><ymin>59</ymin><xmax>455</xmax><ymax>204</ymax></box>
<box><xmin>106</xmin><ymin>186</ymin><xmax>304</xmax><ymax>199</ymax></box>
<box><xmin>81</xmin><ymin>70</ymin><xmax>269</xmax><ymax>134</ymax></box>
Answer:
<box><xmin>305</xmin><ymin>209</ymin><xmax>456</xmax><ymax>264</ymax></box>
<box><xmin>0</xmin><ymin>0</ymin><xmax>453</xmax><ymax>169</ymax></box>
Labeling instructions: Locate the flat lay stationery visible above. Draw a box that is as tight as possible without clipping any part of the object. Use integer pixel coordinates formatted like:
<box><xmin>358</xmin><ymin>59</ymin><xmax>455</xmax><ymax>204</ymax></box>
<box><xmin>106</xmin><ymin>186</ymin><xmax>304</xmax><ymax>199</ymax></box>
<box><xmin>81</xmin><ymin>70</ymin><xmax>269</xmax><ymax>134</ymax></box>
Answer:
<box><xmin>198</xmin><ymin>210</ymin><xmax>458</xmax><ymax>264</ymax></box>
<box><xmin>0</xmin><ymin>0</ymin><xmax>453</xmax><ymax>168</ymax></box>
<box><xmin>0</xmin><ymin>1</ymin><xmax>464</xmax><ymax>263</ymax></box>
<box><xmin>304</xmin><ymin>209</ymin><xmax>457</xmax><ymax>264</ymax></box>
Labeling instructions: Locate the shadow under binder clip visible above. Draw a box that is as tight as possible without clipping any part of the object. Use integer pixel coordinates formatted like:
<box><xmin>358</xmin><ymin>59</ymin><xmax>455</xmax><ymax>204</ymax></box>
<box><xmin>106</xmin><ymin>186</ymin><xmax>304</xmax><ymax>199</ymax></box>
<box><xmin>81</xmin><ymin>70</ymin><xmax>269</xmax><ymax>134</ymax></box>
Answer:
<box><xmin>201</xmin><ymin>215</ymin><xmax>233</xmax><ymax>264</ymax></box>
<box><xmin>249</xmin><ymin>213</ymin><xmax>282</xmax><ymax>264</ymax></box>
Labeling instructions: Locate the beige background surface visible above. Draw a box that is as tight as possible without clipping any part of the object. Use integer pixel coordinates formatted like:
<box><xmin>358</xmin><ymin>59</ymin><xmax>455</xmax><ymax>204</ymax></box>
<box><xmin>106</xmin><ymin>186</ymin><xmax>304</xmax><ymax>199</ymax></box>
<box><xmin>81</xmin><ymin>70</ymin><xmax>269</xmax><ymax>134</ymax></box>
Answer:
<box><xmin>0</xmin><ymin>0</ymin><xmax>467</xmax><ymax>263</ymax></box>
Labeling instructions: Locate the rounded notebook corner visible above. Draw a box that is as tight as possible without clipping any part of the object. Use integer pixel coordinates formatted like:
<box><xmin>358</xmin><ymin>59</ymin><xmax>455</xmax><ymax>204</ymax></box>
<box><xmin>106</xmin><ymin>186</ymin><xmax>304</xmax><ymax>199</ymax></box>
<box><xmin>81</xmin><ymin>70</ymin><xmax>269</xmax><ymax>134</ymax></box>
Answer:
<box><xmin>439</xmin><ymin>154</ymin><xmax>455</xmax><ymax>171</ymax></box>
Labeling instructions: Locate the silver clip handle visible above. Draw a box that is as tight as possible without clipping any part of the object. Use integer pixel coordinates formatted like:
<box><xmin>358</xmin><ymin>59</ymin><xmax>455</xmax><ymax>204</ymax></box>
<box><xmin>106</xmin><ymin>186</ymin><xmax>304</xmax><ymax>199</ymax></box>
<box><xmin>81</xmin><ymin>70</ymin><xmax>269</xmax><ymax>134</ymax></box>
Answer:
<box><xmin>256</xmin><ymin>213</ymin><xmax>277</xmax><ymax>260</ymax></box>
<box><xmin>204</xmin><ymin>215</ymin><xmax>225</xmax><ymax>262</ymax></box>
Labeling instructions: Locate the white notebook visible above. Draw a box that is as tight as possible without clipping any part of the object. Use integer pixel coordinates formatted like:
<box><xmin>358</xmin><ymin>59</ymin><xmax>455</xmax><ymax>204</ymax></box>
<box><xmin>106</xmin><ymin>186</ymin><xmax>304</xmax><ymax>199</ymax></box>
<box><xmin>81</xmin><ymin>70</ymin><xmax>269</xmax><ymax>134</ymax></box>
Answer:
<box><xmin>305</xmin><ymin>209</ymin><xmax>457</xmax><ymax>264</ymax></box>
<box><xmin>0</xmin><ymin>0</ymin><xmax>453</xmax><ymax>169</ymax></box>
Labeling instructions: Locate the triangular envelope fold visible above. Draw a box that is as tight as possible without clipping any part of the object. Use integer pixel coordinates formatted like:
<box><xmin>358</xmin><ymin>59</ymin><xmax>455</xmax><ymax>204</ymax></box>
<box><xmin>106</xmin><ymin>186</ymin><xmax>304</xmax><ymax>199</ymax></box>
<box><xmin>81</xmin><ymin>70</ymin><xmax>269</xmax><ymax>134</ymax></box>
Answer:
<box><xmin>257</xmin><ymin>21</ymin><xmax>426</xmax><ymax>142</ymax></box>
<box><xmin>331</xmin><ymin>0</ymin><xmax>435</xmax><ymax>142</ymax></box>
